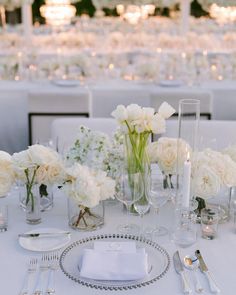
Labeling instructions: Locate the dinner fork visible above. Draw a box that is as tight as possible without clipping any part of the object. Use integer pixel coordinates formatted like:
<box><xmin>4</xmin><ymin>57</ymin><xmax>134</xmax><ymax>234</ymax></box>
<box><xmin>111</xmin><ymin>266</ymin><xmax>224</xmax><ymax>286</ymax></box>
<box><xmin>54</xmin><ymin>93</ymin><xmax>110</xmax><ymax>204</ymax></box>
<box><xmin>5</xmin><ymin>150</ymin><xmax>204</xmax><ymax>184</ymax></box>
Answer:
<box><xmin>45</xmin><ymin>252</ymin><xmax>60</xmax><ymax>295</ymax></box>
<box><xmin>33</xmin><ymin>254</ymin><xmax>50</xmax><ymax>295</ymax></box>
<box><xmin>19</xmin><ymin>258</ymin><xmax>37</xmax><ymax>295</ymax></box>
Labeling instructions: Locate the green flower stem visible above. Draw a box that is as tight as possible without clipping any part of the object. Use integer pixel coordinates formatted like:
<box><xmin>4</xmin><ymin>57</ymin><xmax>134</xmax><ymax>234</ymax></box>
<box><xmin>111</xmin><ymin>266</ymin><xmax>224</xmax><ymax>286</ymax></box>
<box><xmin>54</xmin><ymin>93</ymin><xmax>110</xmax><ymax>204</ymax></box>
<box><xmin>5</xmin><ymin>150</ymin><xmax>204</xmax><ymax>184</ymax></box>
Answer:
<box><xmin>25</xmin><ymin>167</ymin><xmax>39</xmax><ymax>212</ymax></box>
<box><xmin>124</xmin><ymin>122</ymin><xmax>151</xmax><ymax>213</ymax></box>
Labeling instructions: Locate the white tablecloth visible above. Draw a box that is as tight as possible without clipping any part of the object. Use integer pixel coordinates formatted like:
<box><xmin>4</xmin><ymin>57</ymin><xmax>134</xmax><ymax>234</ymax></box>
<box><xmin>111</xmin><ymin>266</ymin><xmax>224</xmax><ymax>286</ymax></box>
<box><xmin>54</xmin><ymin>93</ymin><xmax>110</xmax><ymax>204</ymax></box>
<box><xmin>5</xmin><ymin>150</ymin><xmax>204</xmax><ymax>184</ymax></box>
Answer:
<box><xmin>0</xmin><ymin>80</ymin><xmax>236</xmax><ymax>152</ymax></box>
<box><xmin>0</xmin><ymin>190</ymin><xmax>235</xmax><ymax>295</ymax></box>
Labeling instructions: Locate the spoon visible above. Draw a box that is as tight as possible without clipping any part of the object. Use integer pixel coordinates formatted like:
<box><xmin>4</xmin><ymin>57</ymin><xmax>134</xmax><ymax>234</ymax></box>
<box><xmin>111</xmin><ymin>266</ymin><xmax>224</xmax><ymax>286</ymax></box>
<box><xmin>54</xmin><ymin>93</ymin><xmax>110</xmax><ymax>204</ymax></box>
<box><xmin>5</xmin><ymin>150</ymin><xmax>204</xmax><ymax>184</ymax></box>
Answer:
<box><xmin>184</xmin><ymin>255</ymin><xmax>204</xmax><ymax>293</ymax></box>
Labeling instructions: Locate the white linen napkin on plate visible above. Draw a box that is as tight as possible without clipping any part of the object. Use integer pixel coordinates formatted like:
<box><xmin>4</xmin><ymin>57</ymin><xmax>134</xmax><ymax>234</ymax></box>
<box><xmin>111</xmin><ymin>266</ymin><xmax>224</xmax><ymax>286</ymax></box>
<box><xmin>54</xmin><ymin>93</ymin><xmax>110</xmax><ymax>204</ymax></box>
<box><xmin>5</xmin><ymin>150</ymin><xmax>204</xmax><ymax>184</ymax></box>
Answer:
<box><xmin>79</xmin><ymin>242</ymin><xmax>148</xmax><ymax>281</ymax></box>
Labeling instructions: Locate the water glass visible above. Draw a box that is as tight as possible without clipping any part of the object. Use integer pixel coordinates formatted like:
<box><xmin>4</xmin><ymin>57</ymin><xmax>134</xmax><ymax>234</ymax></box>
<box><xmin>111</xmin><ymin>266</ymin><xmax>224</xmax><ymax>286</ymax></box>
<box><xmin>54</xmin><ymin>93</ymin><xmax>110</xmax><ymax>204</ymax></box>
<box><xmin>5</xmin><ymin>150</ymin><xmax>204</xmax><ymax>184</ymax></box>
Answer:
<box><xmin>172</xmin><ymin>208</ymin><xmax>197</xmax><ymax>248</ymax></box>
<box><xmin>201</xmin><ymin>208</ymin><xmax>219</xmax><ymax>240</ymax></box>
<box><xmin>0</xmin><ymin>205</ymin><xmax>8</xmax><ymax>232</ymax></box>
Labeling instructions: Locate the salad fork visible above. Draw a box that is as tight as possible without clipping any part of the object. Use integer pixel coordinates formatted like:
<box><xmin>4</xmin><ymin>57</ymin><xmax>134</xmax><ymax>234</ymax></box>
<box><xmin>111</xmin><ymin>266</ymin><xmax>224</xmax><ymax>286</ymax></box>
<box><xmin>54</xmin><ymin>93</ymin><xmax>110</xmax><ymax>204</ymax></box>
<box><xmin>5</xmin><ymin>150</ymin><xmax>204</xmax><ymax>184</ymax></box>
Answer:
<box><xmin>19</xmin><ymin>258</ymin><xmax>37</xmax><ymax>295</ymax></box>
<box><xmin>46</xmin><ymin>252</ymin><xmax>60</xmax><ymax>295</ymax></box>
<box><xmin>33</xmin><ymin>254</ymin><xmax>50</xmax><ymax>295</ymax></box>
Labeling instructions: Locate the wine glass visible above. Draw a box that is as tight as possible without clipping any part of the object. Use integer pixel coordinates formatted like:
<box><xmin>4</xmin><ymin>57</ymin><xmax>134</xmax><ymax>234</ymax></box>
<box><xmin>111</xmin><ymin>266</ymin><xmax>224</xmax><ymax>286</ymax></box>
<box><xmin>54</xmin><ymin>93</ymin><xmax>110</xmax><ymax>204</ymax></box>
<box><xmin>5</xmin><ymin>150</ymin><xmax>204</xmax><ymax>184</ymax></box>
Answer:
<box><xmin>133</xmin><ymin>172</ymin><xmax>150</xmax><ymax>236</ymax></box>
<box><xmin>147</xmin><ymin>171</ymin><xmax>170</xmax><ymax>238</ymax></box>
<box><xmin>116</xmin><ymin>173</ymin><xmax>144</xmax><ymax>234</ymax></box>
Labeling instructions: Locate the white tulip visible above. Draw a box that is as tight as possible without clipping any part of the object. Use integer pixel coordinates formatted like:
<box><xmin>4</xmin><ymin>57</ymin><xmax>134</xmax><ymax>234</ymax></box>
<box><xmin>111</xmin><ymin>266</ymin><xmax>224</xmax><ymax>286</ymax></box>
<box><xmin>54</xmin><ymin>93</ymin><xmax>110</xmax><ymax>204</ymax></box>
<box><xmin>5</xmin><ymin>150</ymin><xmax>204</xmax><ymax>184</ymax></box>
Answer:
<box><xmin>111</xmin><ymin>105</ymin><xmax>128</xmax><ymax>123</ymax></box>
<box><xmin>158</xmin><ymin>102</ymin><xmax>176</xmax><ymax>119</ymax></box>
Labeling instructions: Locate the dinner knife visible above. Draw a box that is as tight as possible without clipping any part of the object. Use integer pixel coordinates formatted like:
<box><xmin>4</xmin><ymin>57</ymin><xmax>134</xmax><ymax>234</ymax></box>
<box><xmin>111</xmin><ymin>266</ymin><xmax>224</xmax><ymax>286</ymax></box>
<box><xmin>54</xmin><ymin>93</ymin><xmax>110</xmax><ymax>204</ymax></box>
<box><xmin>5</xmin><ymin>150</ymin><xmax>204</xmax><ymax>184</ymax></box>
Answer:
<box><xmin>173</xmin><ymin>251</ymin><xmax>192</xmax><ymax>294</ymax></box>
<box><xmin>195</xmin><ymin>250</ymin><xmax>220</xmax><ymax>293</ymax></box>
<box><xmin>19</xmin><ymin>232</ymin><xmax>71</xmax><ymax>238</ymax></box>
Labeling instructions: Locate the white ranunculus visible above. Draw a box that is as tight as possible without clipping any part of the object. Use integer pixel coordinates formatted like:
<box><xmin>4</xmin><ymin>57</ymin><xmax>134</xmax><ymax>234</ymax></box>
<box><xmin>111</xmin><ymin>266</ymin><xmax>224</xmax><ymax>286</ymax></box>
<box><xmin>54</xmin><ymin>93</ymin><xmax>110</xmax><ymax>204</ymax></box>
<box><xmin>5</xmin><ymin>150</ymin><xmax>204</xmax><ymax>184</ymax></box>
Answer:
<box><xmin>192</xmin><ymin>165</ymin><xmax>222</xmax><ymax>199</ymax></box>
<box><xmin>158</xmin><ymin>102</ymin><xmax>176</xmax><ymax>119</ymax></box>
<box><xmin>111</xmin><ymin>105</ymin><xmax>128</xmax><ymax>123</ymax></box>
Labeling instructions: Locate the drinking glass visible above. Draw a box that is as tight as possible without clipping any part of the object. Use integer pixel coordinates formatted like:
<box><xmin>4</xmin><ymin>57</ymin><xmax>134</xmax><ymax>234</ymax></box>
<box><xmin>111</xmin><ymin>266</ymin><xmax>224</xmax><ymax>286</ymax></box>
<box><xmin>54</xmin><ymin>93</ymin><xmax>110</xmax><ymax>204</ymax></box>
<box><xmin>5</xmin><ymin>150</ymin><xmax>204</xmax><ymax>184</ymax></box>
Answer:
<box><xmin>116</xmin><ymin>173</ymin><xmax>144</xmax><ymax>234</ymax></box>
<box><xmin>148</xmin><ymin>172</ymin><xmax>169</xmax><ymax>237</ymax></box>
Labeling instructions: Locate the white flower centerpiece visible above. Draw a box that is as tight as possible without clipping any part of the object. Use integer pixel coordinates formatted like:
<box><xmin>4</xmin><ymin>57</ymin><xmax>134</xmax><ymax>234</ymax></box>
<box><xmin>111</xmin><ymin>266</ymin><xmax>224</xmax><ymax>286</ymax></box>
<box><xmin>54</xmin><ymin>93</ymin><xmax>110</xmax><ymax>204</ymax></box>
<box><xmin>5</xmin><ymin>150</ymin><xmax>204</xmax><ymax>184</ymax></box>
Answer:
<box><xmin>111</xmin><ymin>103</ymin><xmax>175</xmax><ymax>212</ymax></box>
<box><xmin>63</xmin><ymin>163</ymin><xmax>115</xmax><ymax>230</ymax></box>
<box><xmin>192</xmin><ymin>148</ymin><xmax>236</xmax><ymax>222</ymax></box>
<box><xmin>13</xmin><ymin>144</ymin><xmax>63</xmax><ymax>224</ymax></box>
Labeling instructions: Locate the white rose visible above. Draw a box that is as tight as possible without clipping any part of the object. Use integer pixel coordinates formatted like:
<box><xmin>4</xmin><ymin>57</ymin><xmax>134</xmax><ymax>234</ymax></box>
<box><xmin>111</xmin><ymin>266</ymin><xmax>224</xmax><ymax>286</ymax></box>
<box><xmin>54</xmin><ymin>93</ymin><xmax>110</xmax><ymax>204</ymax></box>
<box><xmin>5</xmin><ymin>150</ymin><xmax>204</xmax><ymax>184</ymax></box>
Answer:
<box><xmin>47</xmin><ymin>164</ymin><xmax>64</xmax><ymax>184</ymax></box>
<box><xmin>223</xmin><ymin>145</ymin><xmax>236</xmax><ymax>162</ymax></box>
<box><xmin>36</xmin><ymin>165</ymin><xmax>48</xmax><ymax>184</ymax></box>
<box><xmin>158</xmin><ymin>102</ymin><xmax>176</xmax><ymax>119</ymax></box>
<box><xmin>28</xmin><ymin>145</ymin><xmax>59</xmax><ymax>166</ymax></box>
<box><xmin>192</xmin><ymin>165</ymin><xmax>222</xmax><ymax>199</ymax></box>
<box><xmin>12</xmin><ymin>150</ymin><xmax>34</xmax><ymax>170</ymax></box>
<box><xmin>0</xmin><ymin>169</ymin><xmax>14</xmax><ymax>197</ymax></box>
<box><xmin>111</xmin><ymin>105</ymin><xmax>128</xmax><ymax>123</ymax></box>
<box><xmin>221</xmin><ymin>155</ymin><xmax>236</xmax><ymax>187</ymax></box>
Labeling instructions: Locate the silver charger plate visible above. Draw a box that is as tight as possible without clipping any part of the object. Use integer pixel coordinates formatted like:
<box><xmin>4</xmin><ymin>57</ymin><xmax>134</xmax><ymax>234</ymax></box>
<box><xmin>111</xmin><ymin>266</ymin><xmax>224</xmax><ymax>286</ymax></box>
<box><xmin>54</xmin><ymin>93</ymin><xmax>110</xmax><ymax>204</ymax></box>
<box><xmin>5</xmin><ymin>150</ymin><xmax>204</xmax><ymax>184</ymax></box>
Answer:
<box><xmin>59</xmin><ymin>233</ymin><xmax>170</xmax><ymax>291</ymax></box>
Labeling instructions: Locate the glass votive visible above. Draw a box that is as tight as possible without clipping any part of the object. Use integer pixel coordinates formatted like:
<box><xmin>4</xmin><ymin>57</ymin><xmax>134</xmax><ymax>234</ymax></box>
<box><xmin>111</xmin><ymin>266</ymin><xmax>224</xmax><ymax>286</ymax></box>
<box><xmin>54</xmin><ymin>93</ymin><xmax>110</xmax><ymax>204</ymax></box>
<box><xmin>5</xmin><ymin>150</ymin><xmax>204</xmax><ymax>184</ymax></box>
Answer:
<box><xmin>201</xmin><ymin>208</ymin><xmax>218</xmax><ymax>240</ymax></box>
<box><xmin>0</xmin><ymin>205</ymin><xmax>8</xmax><ymax>232</ymax></box>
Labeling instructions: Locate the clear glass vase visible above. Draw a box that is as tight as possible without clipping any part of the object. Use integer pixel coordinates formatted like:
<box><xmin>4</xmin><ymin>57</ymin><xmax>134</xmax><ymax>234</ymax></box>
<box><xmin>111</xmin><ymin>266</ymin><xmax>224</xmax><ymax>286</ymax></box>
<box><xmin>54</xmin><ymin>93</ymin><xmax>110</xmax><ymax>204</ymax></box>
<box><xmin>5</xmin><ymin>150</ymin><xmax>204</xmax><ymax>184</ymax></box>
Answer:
<box><xmin>19</xmin><ymin>183</ymin><xmax>53</xmax><ymax>212</ymax></box>
<box><xmin>68</xmin><ymin>198</ymin><xmax>104</xmax><ymax>231</ymax></box>
<box><xmin>124</xmin><ymin>133</ymin><xmax>150</xmax><ymax>214</ymax></box>
<box><xmin>25</xmin><ymin>184</ymin><xmax>41</xmax><ymax>224</ymax></box>
<box><xmin>177</xmin><ymin>99</ymin><xmax>200</xmax><ymax>208</ymax></box>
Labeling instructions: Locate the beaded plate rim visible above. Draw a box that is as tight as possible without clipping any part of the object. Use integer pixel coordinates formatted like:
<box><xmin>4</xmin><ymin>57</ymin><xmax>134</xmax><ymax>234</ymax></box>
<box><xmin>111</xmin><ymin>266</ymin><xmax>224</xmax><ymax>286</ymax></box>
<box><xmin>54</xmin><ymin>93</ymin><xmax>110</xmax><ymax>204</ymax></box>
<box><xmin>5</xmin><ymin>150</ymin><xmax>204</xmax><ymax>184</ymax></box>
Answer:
<box><xmin>59</xmin><ymin>233</ymin><xmax>170</xmax><ymax>291</ymax></box>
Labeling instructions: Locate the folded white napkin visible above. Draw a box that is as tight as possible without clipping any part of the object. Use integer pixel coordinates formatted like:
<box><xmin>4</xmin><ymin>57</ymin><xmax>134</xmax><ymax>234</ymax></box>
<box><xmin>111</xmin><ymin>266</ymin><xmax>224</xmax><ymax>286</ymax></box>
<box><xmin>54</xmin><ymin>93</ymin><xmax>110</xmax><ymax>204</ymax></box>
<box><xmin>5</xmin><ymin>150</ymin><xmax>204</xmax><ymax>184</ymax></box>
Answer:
<box><xmin>79</xmin><ymin>242</ymin><xmax>148</xmax><ymax>281</ymax></box>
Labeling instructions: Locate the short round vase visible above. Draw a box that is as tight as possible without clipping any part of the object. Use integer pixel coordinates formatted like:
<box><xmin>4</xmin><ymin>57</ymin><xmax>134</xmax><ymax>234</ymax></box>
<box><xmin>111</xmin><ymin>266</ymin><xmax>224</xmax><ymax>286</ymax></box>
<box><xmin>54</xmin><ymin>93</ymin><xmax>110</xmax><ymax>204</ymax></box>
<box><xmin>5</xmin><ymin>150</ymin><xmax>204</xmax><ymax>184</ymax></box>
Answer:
<box><xmin>67</xmin><ymin>199</ymin><xmax>104</xmax><ymax>231</ymax></box>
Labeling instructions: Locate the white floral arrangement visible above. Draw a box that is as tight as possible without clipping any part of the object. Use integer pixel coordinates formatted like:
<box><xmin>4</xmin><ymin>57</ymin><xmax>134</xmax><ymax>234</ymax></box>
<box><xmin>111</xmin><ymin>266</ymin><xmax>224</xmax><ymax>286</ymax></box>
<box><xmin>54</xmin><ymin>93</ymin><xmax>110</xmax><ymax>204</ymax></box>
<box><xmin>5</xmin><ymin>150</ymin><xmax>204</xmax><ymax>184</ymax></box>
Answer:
<box><xmin>62</xmin><ymin>163</ymin><xmax>115</xmax><ymax>208</ymax></box>
<box><xmin>12</xmin><ymin>144</ymin><xmax>64</xmax><ymax>186</ymax></box>
<box><xmin>0</xmin><ymin>151</ymin><xmax>15</xmax><ymax>197</ymax></box>
<box><xmin>66</xmin><ymin>126</ymin><xmax>124</xmax><ymax>179</ymax></box>
<box><xmin>147</xmin><ymin>137</ymin><xmax>191</xmax><ymax>175</ymax></box>
<box><xmin>192</xmin><ymin>149</ymin><xmax>236</xmax><ymax>199</ymax></box>
<box><xmin>111</xmin><ymin>102</ymin><xmax>175</xmax><ymax>135</ymax></box>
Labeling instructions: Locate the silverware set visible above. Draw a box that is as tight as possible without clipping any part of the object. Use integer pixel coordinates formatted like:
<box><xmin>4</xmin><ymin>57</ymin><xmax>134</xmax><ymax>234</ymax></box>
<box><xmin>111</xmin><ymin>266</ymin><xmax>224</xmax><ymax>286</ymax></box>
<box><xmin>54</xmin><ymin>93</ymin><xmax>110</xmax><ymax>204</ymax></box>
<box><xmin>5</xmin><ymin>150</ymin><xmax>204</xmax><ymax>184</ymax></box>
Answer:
<box><xmin>173</xmin><ymin>250</ymin><xmax>220</xmax><ymax>294</ymax></box>
<box><xmin>19</xmin><ymin>252</ymin><xmax>59</xmax><ymax>295</ymax></box>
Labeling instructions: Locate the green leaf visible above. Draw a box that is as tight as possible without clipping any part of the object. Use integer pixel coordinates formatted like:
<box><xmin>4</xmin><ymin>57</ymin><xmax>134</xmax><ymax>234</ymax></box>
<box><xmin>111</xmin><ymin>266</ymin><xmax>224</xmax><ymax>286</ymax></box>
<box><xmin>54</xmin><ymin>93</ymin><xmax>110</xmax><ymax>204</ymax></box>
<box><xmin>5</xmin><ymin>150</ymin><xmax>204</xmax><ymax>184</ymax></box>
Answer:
<box><xmin>39</xmin><ymin>184</ymin><xmax>48</xmax><ymax>198</ymax></box>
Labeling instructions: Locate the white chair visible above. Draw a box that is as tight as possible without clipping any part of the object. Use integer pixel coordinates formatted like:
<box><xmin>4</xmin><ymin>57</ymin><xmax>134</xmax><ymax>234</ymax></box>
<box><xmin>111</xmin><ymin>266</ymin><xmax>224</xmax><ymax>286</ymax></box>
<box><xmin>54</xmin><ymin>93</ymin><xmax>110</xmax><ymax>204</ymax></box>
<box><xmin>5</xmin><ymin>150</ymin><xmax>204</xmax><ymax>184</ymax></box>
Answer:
<box><xmin>28</xmin><ymin>89</ymin><xmax>91</xmax><ymax>144</ymax></box>
<box><xmin>150</xmin><ymin>89</ymin><xmax>213</xmax><ymax>119</ymax></box>
<box><xmin>51</xmin><ymin>118</ymin><xmax>117</xmax><ymax>152</ymax></box>
<box><xmin>165</xmin><ymin>120</ymin><xmax>236</xmax><ymax>150</ymax></box>
<box><xmin>0</xmin><ymin>90</ymin><xmax>28</xmax><ymax>153</ymax></box>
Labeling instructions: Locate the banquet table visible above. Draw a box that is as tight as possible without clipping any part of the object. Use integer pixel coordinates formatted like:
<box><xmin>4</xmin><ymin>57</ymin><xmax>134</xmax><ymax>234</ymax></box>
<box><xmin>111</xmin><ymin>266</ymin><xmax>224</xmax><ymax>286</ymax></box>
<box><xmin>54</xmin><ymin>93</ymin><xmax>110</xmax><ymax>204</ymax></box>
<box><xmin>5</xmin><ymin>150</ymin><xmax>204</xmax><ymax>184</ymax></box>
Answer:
<box><xmin>1</xmin><ymin>79</ymin><xmax>236</xmax><ymax>152</ymax></box>
<box><xmin>1</xmin><ymin>189</ymin><xmax>236</xmax><ymax>295</ymax></box>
